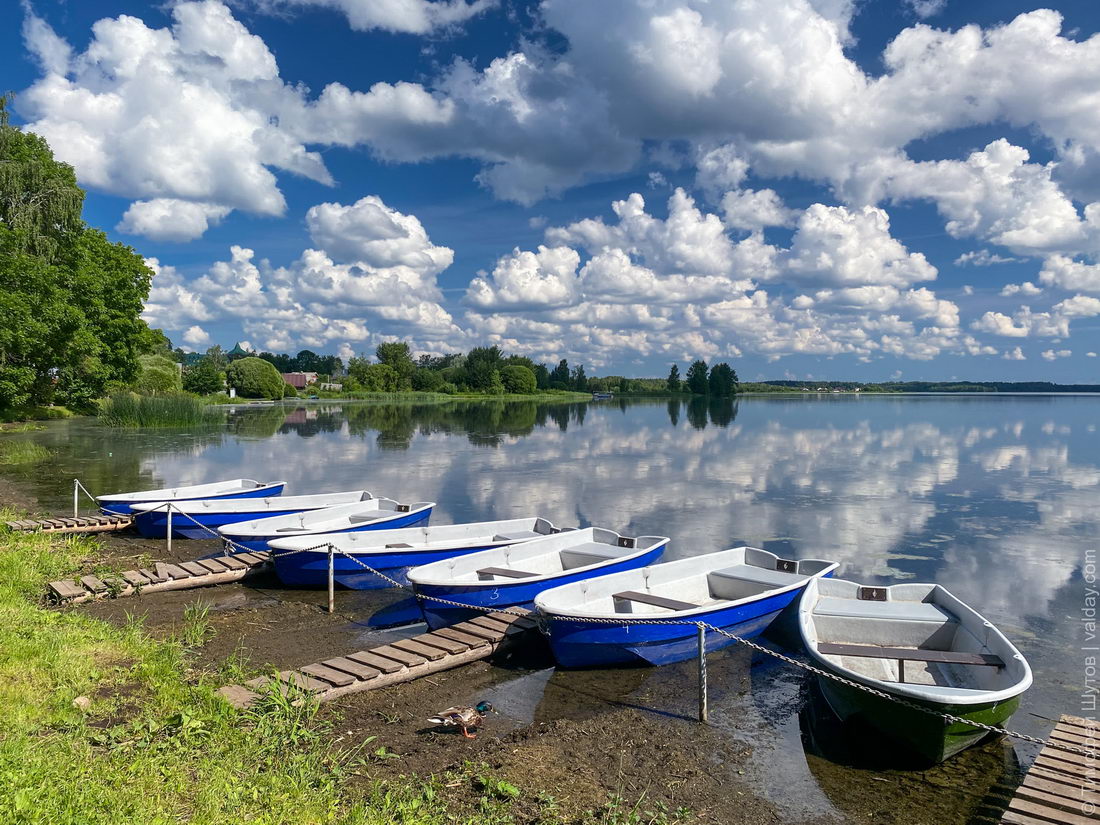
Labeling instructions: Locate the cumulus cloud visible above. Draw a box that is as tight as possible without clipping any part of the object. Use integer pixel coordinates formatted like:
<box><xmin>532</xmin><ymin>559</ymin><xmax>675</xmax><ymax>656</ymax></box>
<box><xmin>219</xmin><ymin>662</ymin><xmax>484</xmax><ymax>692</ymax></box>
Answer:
<box><xmin>181</xmin><ymin>325</ymin><xmax>211</xmax><ymax>347</ymax></box>
<box><xmin>259</xmin><ymin>0</ymin><xmax>495</xmax><ymax>34</ymax></box>
<box><xmin>1002</xmin><ymin>346</ymin><xmax>1025</xmax><ymax>360</ymax></box>
<box><xmin>118</xmin><ymin>199</ymin><xmax>231</xmax><ymax>242</ymax></box>
<box><xmin>905</xmin><ymin>0</ymin><xmax>946</xmax><ymax>19</ymax></box>
<box><xmin>1040</xmin><ymin>256</ymin><xmax>1100</xmax><ymax>293</ymax></box>
<box><xmin>1000</xmin><ymin>282</ymin><xmax>1042</xmax><ymax>297</ymax></box>
<box><xmin>955</xmin><ymin>249</ymin><xmax>1021</xmax><ymax>267</ymax></box>
<box><xmin>1041</xmin><ymin>348</ymin><xmax>1071</xmax><ymax>361</ymax></box>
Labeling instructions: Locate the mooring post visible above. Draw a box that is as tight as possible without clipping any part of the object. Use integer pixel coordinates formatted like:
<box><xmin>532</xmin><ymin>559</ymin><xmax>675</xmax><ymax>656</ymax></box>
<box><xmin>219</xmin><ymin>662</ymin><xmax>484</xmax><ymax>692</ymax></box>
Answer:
<box><xmin>73</xmin><ymin>479</ymin><xmax>79</xmax><ymax>518</ymax></box>
<box><xmin>697</xmin><ymin>623</ymin><xmax>708</xmax><ymax>723</ymax></box>
<box><xmin>327</xmin><ymin>544</ymin><xmax>335</xmax><ymax>614</ymax></box>
<box><xmin>166</xmin><ymin>505</ymin><xmax>173</xmax><ymax>556</ymax></box>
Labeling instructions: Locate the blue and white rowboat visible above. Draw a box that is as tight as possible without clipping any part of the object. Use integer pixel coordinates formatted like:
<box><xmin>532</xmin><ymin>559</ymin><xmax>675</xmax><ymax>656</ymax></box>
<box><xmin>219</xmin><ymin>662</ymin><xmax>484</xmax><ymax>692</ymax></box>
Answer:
<box><xmin>535</xmin><ymin>547</ymin><xmax>838</xmax><ymax>668</ymax></box>
<box><xmin>130</xmin><ymin>490</ymin><xmax>377</xmax><ymax>539</ymax></box>
<box><xmin>97</xmin><ymin>478</ymin><xmax>286</xmax><ymax>516</ymax></box>
<box><xmin>217</xmin><ymin>496</ymin><xmax>434</xmax><ymax>553</ymax></box>
<box><xmin>407</xmin><ymin>527</ymin><xmax>669</xmax><ymax>630</ymax></box>
<box><xmin>268</xmin><ymin>517</ymin><xmax>564</xmax><ymax>589</ymax></box>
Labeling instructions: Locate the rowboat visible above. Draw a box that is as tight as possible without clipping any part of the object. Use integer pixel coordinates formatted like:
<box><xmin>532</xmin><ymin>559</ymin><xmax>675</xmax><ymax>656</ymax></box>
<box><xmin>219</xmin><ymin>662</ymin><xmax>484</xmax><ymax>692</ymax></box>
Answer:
<box><xmin>217</xmin><ymin>497</ymin><xmax>434</xmax><ymax>553</ymax></box>
<box><xmin>96</xmin><ymin>479</ymin><xmax>286</xmax><ymax>516</ymax></box>
<box><xmin>130</xmin><ymin>490</ymin><xmax>377</xmax><ymax>539</ymax></box>
<box><xmin>407</xmin><ymin>527</ymin><xmax>668</xmax><ymax>629</ymax></box>
<box><xmin>535</xmin><ymin>547</ymin><xmax>838</xmax><ymax>667</ymax></box>
<box><xmin>798</xmin><ymin>577</ymin><xmax>1032</xmax><ymax>764</ymax></box>
<box><xmin>268</xmin><ymin>517</ymin><xmax>564</xmax><ymax>589</ymax></box>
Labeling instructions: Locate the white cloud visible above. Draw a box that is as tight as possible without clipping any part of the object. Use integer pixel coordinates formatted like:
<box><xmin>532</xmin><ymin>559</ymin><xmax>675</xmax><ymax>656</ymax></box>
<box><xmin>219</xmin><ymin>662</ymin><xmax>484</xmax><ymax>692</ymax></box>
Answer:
<box><xmin>1039</xmin><ymin>255</ymin><xmax>1100</xmax><ymax>293</ymax></box>
<box><xmin>972</xmin><ymin>311</ymin><xmax>1030</xmax><ymax>338</ymax></box>
<box><xmin>260</xmin><ymin>0</ymin><xmax>495</xmax><ymax>34</ymax></box>
<box><xmin>181</xmin><ymin>325</ymin><xmax>211</xmax><ymax>347</ymax></box>
<box><xmin>118</xmin><ymin>199</ymin><xmax>231</xmax><ymax>242</ymax></box>
<box><xmin>1088</xmin><ymin>352</ymin><xmax>1098</xmax><ymax>358</ymax></box>
<box><xmin>1000</xmin><ymin>282</ymin><xmax>1042</xmax><ymax>297</ymax></box>
<box><xmin>1041</xmin><ymin>349</ymin><xmax>1071</xmax><ymax>361</ymax></box>
<box><xmin>955</xmin><ymin>249</ymin><xmax>1020</xmax><ymax>267</ymax></box>
<box><xmin>1053</xmin><ymin>295</ymin><xmax>1100</xmax><ymax>318</ymax></box>
<box><xmin>1003</xmin><ymin>346</ymin><xmax>1026</xmax><ymax>361</ymax></box>
<box><xmin>905</xmin><ymin>0</ymin><xmax>946</xmax><ymax>19</ymax></box>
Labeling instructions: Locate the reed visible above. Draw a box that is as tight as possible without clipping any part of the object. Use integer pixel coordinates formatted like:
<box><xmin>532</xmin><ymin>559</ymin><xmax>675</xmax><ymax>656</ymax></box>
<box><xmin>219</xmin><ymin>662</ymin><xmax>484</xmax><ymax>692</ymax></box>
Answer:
<box><xmin>98</xmin><ymin>393</ymin><xmax>211</xmax><ymax>428</ymax></box>
<box><xmin>0</xmin><ymin>441</ymin><xmax>51</xmax><ymax>465</ymax></box>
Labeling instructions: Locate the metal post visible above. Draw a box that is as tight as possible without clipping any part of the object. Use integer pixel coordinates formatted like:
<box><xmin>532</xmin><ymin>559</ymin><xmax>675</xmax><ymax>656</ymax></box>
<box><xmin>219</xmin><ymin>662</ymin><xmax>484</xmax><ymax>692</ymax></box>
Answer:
<box><xmin>73</xmin><ymin>479</ymin><xmax>79</xmax><ymax>518</ymax></box>
<box><xmin>166</xmin><ymin>505</ymin><xmax>173</xmax><ymax>556</ymax></box>
<box><xmin>697</xmin><ymin>623</ymin><xmax>709</xmax><ymax>723</ymax></box>
<box><xmin>327</xmin><ymin>545</ymin><xmax>335</xmax><ymax>614</ymax></box>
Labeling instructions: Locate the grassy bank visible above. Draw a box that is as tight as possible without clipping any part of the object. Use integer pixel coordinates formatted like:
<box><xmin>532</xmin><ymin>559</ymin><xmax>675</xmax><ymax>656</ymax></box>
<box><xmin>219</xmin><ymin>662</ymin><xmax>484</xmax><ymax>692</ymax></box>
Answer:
<box><xmin>0</xmin><ymin>519</ymin><xmax>677</xmax><ymax>825</ymax></box>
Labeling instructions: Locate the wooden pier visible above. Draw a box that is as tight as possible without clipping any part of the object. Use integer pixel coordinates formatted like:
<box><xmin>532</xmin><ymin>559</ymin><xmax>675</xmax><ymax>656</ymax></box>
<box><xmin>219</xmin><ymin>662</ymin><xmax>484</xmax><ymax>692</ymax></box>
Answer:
<box><xmin>47</xmin><ymin>551</ymin><xmax>271</xmax><ymax>604</ymax></box>
<box><xmin>217</xmin><ymin>610</ymin><xmax>540</xmax><ymax>709</ymax></box>
<box><xmin>5</xmin><ymin>514</ymin><xmax>133</xmax><ymax>534</ymax></box>
<box><xmin>1001</xmin><ymin>714</ymin><xmax>1098</xmax><ymax>825</ymax></box>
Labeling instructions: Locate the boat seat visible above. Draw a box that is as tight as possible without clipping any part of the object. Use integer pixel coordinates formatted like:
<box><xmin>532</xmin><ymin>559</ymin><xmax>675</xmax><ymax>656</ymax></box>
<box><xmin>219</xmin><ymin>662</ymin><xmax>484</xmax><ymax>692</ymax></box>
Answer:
<box><xmin>477</xmin><ymin>566</ymin><xmax>536</xmax><ymax>579</ymax></box>
<box><xmin>492</xmin><ymin>530</ymin><xmax>542</xmax><ymax>541</ymax></box>
<box><xmin>348</xmin><ymin>513</ymin><xmax>388</xmax><ymax>524</ymax></box>
<box><xmin>560</xmin><ymin>541</ymin><xmax>635</xmax><ymax>568</ymax></box>
<box><xmin>814</xmin><ymin>598</ymin><xmax>954</xmax><ymax>624</ymax></box>
<box><xmin>613</xmin><ymin>590</ymin><xmax>698</xmax><ymax>611</ymax></box>
<box><xmin>709</xmin><ymin>565</ymin><xmax>805</xmax><ymax>588</ymax></box>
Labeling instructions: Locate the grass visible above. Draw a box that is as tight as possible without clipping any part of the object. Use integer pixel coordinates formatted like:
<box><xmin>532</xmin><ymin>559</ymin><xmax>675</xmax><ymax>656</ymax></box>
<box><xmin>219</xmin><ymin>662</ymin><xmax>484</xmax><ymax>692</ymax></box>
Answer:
<box><xmin>0</xmin><ymin>511</ymin><xmax>685</xmax><ymax>825</ymax></box>
<box><xmin>0</xmin><ymin>441</ymin><xmax>51</xmax><ymax>465</ymax></box>
<box><xmin>97</xmin><ymin>393</ymin><xmax>213</xmax><ymax>428</ymax></box>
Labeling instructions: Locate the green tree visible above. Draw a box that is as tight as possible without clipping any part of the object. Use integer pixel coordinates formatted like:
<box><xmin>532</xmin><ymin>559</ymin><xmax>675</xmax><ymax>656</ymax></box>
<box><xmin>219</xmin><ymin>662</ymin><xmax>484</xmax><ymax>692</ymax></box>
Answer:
<box><xmin>133</xmin><ymin>354</ymin><xmax>182</xmax><ymax>395</ymax></box>
<box><xmin>549</xmin><ymin>359</ymin><xmax>570</xmax><ymax>389</ymax></box>
<box><xmin>182</xmin><ymin>358</ymin><xmax>224</xmax><ymax>395</ymax></box>
<box><xmin>465</xmin><ymin>346</ymin><xmax>505</xmax><ymax>391</ymax></box>
<box><xmin>136</xmin><ymin>326</ymin><xmax>174</xmax><ymax>358</ymax></box>
<box><xmin>294</xmin><ymin>349</ymin><xmax>323</xmax><ymax>373</ymax></box>
<box><xmin>500</xmin><ymin>364</ymin><xmax>536</xmax><ymax>394</ymax></box>
<box><xmin>533</xmin><ymin>363</ymin><xmax>550</xmax><ymax>389</ymax></box>
<box><xmin>708</xmin><ymin>362</ymin><xmax>738</xmax><ymax>396</ymax></box>
<box><xmin>411</xmin><ymin>367</ymin><xmax>444</xmax><ymax>392</ymax></box>
<box><xmin>375</xmin><ymin>341</ymin><xmax>416</xmax><ymax>388</ymax></box>
<box><xmin>226</xmin><ymin>357</ymin><xmax>285</xmax><ymax>399</ymax></box>
<box><xmin>686</xmin><ymin>360</ymin><xmax>709</xmax><ymax>394</ymax></box>
<box><xmin>205</xmin><ymin>345</ymin><xmax>228</xmax><ymax>371</ymax></box>
<box><xmin>571</xmin><ymin>364</ymin><xmax>588</xmax><ymax>391</ymax></box>
<box><xmin>666</xmin><ymin>364</ymin><xmax>681</xmax><ymax>392</ymax></box>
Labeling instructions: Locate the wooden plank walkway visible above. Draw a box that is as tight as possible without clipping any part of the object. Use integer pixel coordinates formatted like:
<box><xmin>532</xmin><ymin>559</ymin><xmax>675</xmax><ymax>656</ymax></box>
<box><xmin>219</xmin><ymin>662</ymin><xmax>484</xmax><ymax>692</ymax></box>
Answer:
<box><xmin>217</xmin><ymin>610</ymin><xmax>540</xmax><ymax>709</ymax></box>
<box><xmin>5</xmin><ymin>514</ymin><xmax>133</xmax><ymax>534</ymax></box>
<box><xmin>48</xmin><ymin>552</ymin><xmax>271</xmax><ymax>604</ymax></box>
<box><xmin>1001</xmin><ymin>714</ymin><xmax>1099</xmax><ymax>825</ymax></box>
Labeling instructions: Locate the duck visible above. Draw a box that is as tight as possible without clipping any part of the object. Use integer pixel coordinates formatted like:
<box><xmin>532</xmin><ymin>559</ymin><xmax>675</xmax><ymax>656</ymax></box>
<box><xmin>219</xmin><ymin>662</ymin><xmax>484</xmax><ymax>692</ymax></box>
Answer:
<box><xmin>427</xmin><ymin>701</ymin><xmax>494</xmax><ymax>738</ymax></box>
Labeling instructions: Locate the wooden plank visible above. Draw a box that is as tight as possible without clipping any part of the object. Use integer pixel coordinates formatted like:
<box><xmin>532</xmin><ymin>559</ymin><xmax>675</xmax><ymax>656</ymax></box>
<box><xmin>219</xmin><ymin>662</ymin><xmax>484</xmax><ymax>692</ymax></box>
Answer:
<box><xmin>1006</xmin><ymin>797</ymin><xmax>1098</xmax><ymax>825</ymax></box>
<box><xmin>49</xmin><ymin>580</ymin><xmax>86</xmax><ymax>601</ymax></box>
<box><xmin>300</xmin><ymin>663</ymin><xmax>357</xmax><ymax>687</ymax></box>
<box><xmin>390</xmin><ymin>638</ymin><xmax>447</xmax><ymax>661</ymax></box>
<box><xmin>120</xmin><ymin>570</ymin><xmax>151</xmax><ymax>587</ymax></box>
<box><xmin>216</xmin><ymin>555</ymin><xmax>249</xmax><ymax>570</ymax></box>
<box><xmin>234</xmin><ymin>552</ymin><xmax>266</xmax><ymax>566</ymax></box>
<box><xmin>468</xmin><ymin>615</ymin><xmax>530</xmax><ymax>637</ymax></box>
<box><xmin>369</xmin><ymin>644</ymin><xmax>427</xmax><ymax>668</ymax></box>
<box><xmin>1002</xmin><ymin>811</ymin><xmax>1071</xmax><ymax>825</ymax></box>
<box><xmin>1052</xmin><ymin>727</ymin><xmax>1094</xmax><ymax>746</ymax></box>
<box><xmin>195</xmin><ymin>558</ymin><xmax>230</xmax><ymax>574</ymax></box>
<box><xmin>410</xmin><ymin>632</ymin><xmax>469</xmax><ymax>655</ymax></box>
<box><xmin>613</xmin><ymin>589</ymin><xmax>699</xmax><ymax>611</ymax></box>
<box><xmin>178</xmin><ymin>561</ymin><xmax>209</xmax><ymax>576</ymax></box>
<box><xmin>1015</xmin><ymin>783</ymin><xmax>1100</xmax><ymax>817</ymax></box>
<box><xmin>275</xmin><ymin>671</ymin><xmax>329</xmax><ymax>693</ymax></box>
<box><xmin>815</xmin><ymin>641</ymin><xmax>1003</xmax><ymax>667</ymax></box>
<box><xmin>434</xmin><ymin>627</ymin><xmax>491</xmax><ymax>648</ymax></box>
<box><xmin>477</xmin><ymin>566</ymin><xmax>536</xmax><ymax>579</ymax></box>
<box><xmin>1062</xmin><ymin>715</ymin><xmax>1100</xmax><ymax>732</ymax></box>
<box><xmin>321</xmin><ymin>657</ymin><xmax>380</xmax><ymax>681</ymax></box>
<box><xmin>244</xmin><ymin>676</ymin><xmax>272</xmax><ymax>690</ymax></box>
<box><xmin>1034</xmin><ymin>753</ymin><xmax>1091</xmax><ymax>778</ymax></box>
<box><xmin>79</xmin><ymin>575</ymin><xmax>108</xmax><ymax>593</ymax></box>
<box><xmin>216</xmin><ymin>685</ymin><xmax>258</xmax><ymax>709</ymax></box>
<box><xmin>345</xmin><ymin>651</ymin><xmax>405</xmax><ymax>674</ymax></box>
<box><xmin>449</xmin><ymin>621</ymin><xmax>506</xmax><ymax>642</ymax></box>
<box><xmin>156</xmin><ymin>562</ymin><xmax>191</xmax><ymax>580</ymax></box>
<box><xmin>139</xmin><ymin>567</ymin><xmax>168</xmax><ymax>584</ymax></box>
<box><xmin>1027</xmin><ymin>764</ymin><xmax>1094</xmax><ymax>792</ymax></box>
<box><xmin>1022</xmin><ymin>773</ymin><xmax>1100</xmax><ymax>806</ymax></box>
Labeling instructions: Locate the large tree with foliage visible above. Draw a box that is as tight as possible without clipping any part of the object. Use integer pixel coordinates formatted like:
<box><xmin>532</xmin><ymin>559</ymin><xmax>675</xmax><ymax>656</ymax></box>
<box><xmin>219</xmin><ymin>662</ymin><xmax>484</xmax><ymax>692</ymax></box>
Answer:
<box><xmin>707</xmin><ymin>362</ymin><xmax>738</xmax><ymax>396</ymax></box>
<box><xmin>0</xmin><ymin>97</ymin><xmax>153</xmax><ymax>412</ymax></box>
<box><xmin>226</xmin><ymin>357</ymin><xmax>285</xmax><ymax>399</ymax></box>
<box><xmin>549</xmin><ymin>359</ymin><xmax>570</xmax><ymax>389</ymax></box>
<box><xmin>666</xmin><ymin>364</ymin><xmax>681</xmax><ymax>392</ymax></box>
<box><xmin>685</xmin><ymin>360</ymin><xmax>709</xmax><ymax>394</ymax></box>
<box><xmin>465</xmin><ymin>345</ymin><xmax>505</xmax><ymax>391</ymax></box>
<box><xmin>182</xmin><ymin>358</ymin><xmax>225</xmax><ymax>395</ymax></box>
<box><xmin>375</xmin><ymin>342</ymin><xmax>416</xmax><ymax>388</ymax></box>
<box><xmin>500</xmin><ymin>364</ymin><xmax>536</xmax><ymax>394</ymax></box>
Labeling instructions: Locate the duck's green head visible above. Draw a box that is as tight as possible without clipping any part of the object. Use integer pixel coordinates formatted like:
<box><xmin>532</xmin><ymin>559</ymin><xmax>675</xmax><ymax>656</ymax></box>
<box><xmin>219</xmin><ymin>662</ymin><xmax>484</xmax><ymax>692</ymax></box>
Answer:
<box><xmin>475</xmin><ymin>701</ymin><xmax>494</xmax><ymax>714</ymax></box>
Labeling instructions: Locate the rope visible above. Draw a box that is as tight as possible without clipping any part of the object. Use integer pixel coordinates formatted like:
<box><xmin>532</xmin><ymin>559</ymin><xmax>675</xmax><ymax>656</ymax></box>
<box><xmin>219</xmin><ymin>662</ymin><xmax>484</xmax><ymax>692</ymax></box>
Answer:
<box><xmin>74</xmin><ymin>477</ymin><xmax>1091</xmax><ymax>757</ymax></box>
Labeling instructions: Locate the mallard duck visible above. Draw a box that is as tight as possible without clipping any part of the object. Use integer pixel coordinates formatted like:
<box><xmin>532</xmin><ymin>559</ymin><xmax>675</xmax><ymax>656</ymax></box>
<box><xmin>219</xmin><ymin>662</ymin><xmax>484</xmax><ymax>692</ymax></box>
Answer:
<box><xmin>427</xmin><ymin>701</ymin><xmax>493</xmax><ymax>738</ymax></box>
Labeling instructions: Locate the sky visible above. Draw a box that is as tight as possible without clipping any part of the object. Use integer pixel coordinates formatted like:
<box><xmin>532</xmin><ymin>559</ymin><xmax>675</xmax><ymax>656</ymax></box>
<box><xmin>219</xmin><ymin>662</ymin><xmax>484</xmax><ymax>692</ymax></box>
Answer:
<box><xmin>5</xmin><ymin>0</ymin><xmax>1100</xmax><ymax>382</ymax></box>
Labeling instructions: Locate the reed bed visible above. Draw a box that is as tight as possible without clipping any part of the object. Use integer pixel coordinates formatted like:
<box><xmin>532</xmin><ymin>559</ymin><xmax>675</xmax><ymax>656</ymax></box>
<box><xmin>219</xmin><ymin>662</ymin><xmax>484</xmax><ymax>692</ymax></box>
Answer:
<box><xmin>97</xmin><ymin>393</ymin><xmax>213</xmax><ymax>428</ymax></box>
<box><xmin>0</xmin><ymin>440</ymin><xmax>51</xmax><ymax>465</ymax></box>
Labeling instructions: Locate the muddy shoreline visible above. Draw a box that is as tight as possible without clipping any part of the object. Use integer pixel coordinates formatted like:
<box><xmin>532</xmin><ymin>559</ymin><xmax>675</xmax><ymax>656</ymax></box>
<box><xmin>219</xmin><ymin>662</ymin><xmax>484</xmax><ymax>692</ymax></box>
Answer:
<box><xmin>7</xmin><ymin>477</ymin><xmax>1021</xmax><ymax>824</ymax></box>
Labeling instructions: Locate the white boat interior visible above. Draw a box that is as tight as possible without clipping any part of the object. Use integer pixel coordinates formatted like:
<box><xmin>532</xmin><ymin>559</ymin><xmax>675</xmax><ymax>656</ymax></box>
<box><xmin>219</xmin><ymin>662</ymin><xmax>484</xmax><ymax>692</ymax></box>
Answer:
<box><xmin>799</xmin><ymin>578</ymin><xmax>1032</xmax><ymax>705</ymax></box>
<box><xmin>269</xmin><ymin>517</ymin><xmax>559</xmax><ymax>555</ymax></box>
<box><xmin>98</xmin><ymin>478</ymin><xmax>282</xmax><ymax>504</ymax></box>
<box><xmin>407</xmin><ymin>527</ymin><xmax>667</xmax><ymax>587</ymax></box>
<box><xmin>219</xmin><ymin>497</ymin><xmax>434</xmax><ymax>539</ymax></box>
<box><xmin>131</xmin><ymin>490</ymin><xmax>375</xmax><ymax>515</ymax></box>
<box><xmin>536</xmin><ymin>547</ymin><xmax>837</xmax><ymax>618</ymax></box>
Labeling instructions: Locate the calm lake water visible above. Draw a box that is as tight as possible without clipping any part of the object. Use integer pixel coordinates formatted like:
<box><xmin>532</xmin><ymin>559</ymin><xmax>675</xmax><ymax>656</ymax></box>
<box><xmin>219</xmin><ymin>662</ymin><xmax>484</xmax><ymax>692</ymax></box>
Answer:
<box><xmin>3</xmin><ymin>394</ymin><xmax>1095</xmax><ymax>822</ymax></box>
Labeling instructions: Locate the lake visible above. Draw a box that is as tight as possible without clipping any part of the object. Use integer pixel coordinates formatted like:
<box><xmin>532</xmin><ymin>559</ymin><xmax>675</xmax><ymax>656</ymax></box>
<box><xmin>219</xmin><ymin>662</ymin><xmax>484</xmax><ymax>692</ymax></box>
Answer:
<box><xmin>3</xmin><ymin>394</ymin><xmax>1094</xmax><ymax>821</ymax></box>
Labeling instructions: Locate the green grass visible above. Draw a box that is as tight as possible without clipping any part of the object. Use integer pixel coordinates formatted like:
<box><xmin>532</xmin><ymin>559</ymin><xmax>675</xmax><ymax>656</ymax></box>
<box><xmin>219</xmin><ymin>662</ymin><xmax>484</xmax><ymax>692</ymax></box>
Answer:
<box><xmin>0</xmin><ymin>441</ymin><xmax>51</xmax><ymax>465</ymax></box>
<box><xmin>0</xmin><ymin>513</ymin><xmax>684</xmax><ymax>825</ymax></box>
<box><xmin>97</xmin><ymin>393</ymin><xmax>213</xmax><ymax>428</ymax></box>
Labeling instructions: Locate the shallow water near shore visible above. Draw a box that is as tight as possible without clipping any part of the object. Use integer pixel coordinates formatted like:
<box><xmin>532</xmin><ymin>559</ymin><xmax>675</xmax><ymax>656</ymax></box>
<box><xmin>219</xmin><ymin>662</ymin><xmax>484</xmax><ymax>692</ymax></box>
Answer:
<box><xmin>2</xmin><ymin>394</ymin><xmax>1094</xmax><ymax>822</ymax></box>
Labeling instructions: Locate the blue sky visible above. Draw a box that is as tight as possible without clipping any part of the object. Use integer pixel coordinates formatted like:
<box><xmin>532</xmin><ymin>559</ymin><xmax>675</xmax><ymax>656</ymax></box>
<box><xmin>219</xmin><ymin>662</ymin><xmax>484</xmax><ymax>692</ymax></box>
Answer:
<box><xmin>6</xmin><ymin>0</ymin><xmax>1100</xmax><ymax>381</ymax></box>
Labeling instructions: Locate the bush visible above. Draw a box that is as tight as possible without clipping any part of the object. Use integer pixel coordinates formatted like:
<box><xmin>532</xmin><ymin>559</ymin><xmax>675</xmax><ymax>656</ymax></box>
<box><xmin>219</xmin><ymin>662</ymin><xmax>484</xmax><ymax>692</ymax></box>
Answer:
<box><xmin>283</xmin><ymin>383</ymin><xmax>299</xmax><ymax>398</ymax></box>
<box><xmin>182</xmin><ymin>358</ymin><xmax>224</xmax><ymax>395</ymax></box>
<box><xmin>500</xmin><ymin>365</ymin><xmax>536</xmax><ymax>394</ymax></box>
<box><xmin>225</xmin><ymin>357</ymin><xmax>285</xmax><ymax>400</ymax></box>
<box><xmin>411</xmin><ymin>367</ymin><xmax>444</xmax><ymax>392</ymax></box>
<box><xmin>133</xmin><ymin>354</ymin><xmax>182</xmax><ymax>395</ymax></box>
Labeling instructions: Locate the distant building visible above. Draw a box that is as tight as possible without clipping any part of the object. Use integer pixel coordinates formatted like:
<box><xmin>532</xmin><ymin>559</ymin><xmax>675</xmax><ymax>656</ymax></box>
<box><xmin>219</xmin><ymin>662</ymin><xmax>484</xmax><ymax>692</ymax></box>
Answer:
<box><xmin>282</xmin><ymin>372</ymin><xmax>318</xmax><ymax>389</ymax></box>
<box><xmin>227</xmin><ymin>342</ymin><xmax>250</xmax><ymax>360</ymax></box>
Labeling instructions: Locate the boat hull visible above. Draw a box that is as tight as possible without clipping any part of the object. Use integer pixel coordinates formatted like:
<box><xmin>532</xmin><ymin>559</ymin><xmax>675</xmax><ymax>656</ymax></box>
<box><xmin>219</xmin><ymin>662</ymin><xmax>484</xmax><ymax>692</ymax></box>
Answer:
<box><xmin>134</xmin><ymin>508</ymin><xmax>307</xmax><ymax>539</ymax></box>
<box><xmin>544</xmin><ymin>586</ymin><xmax>806</xmax><ymax>668</ymax></box>
<box><xmin>415</xmin><ymin>544</ymin><xmax>666</xmax><ymax>629</ymax></box>
<box><xmin>99</xmin><ymin>483</ymin><xmax>285</xmax><ymax>516</ymax></box>
<box><xmin>815</xmin><ymin>673</ymin><xmax>1022</xmax><ymax>764</ymax></box>
<box><xmin>273</xmin><ymin>541</ymin><xmax>505</xmax><ymax>589</ymax></box>
<box><xmin>224</xmin><ymin>509</ymin><xmax>432</xmax><ymax>554</ymax></box>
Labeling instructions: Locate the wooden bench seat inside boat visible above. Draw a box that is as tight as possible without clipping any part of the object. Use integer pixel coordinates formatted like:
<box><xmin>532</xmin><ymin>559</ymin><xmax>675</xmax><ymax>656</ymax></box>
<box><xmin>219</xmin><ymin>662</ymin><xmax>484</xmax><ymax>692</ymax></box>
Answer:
<box><xmin>560</xmin><ymin>541</ymin><xmax>639</xmax><ymax>568</ymax></box>
<box><xmin>612</xmin><ymin>590</ymin><xmax>699</xmax><ymax>611</ymax></box>
<box><xmin>710</xmin><ymin>564</ymin><xmax>805</xmax><ymax>587</ymax></box>
<box><xmin>814</xmin><ymin>597</ymin><xmax>954</xmax><ymax>624</ymax></box>
<box><xmin>476</xmin><ymin>566</ymin><xmax>536</xmax><ymax>579</ymax></box>
<box><xmin>817</xmin><ymin>642</ymin><xmax>1003</xmax><ymax>685</ymax></box>
<box><xmin>349</xmin><ymin>513</ymin><xmax>390</xmax><ymax>524</ymax></box>
<box><xmin>492</xmin><ymin>530</ymin><xmax>542</xmax><ymax>541</ymax></box>
<box><xmin>817</xmin><ymin>642</ymin><xmax>1003</xmax><ymax>667</ymax></box>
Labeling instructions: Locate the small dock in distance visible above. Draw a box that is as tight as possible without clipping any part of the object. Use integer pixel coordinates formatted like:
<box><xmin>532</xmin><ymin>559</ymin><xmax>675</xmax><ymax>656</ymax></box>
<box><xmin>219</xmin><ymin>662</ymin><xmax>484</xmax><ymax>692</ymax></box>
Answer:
<box><xmin>217</xmin><ymin>610</ymin><xmax>539</xmax><ymax>709</ymax></box>
<box><xmin>1000</xmin><ymin>714</ymin><xmax>1098</xmax><ymax>825</ymax></box>
<box><xmin>6</xmin><ymin>514</ymin><xmax>133</xmax><ymax>534</ymax></box>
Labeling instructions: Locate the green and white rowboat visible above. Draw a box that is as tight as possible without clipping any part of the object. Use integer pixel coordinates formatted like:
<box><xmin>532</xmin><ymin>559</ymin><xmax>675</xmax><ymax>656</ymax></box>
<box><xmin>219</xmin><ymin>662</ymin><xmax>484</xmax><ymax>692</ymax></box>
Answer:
<box><xmin>798</xmin><ymin>578</ymin><xmax>1032</xmax><ymax>764</ymax></box>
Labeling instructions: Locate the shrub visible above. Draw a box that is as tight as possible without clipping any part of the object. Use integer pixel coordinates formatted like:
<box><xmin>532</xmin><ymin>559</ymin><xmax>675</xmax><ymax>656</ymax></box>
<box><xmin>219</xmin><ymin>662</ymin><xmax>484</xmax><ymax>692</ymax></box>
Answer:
<box><xmin>283</xmin><ymin>383</ymin><xmax>299</xmax><ymax>398</ymax></box>
<box><xmin>500</xmin><ymin>365</ymin><xmax>536</xmax><ymax>394</ymax></box>
<box><xmin>225</xmin><ymin>357</ymin><xmax>285</xmax><ymax>400</ymax></box>
<box><xmin>182</xmin><ymin>358</ymin><xmax>224</xmax><ymax>395</ymax></box>
<box><xmin>133</xmin><ymin>354</ymin><xmax>182</xmax><ymax>395</ymax></box>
